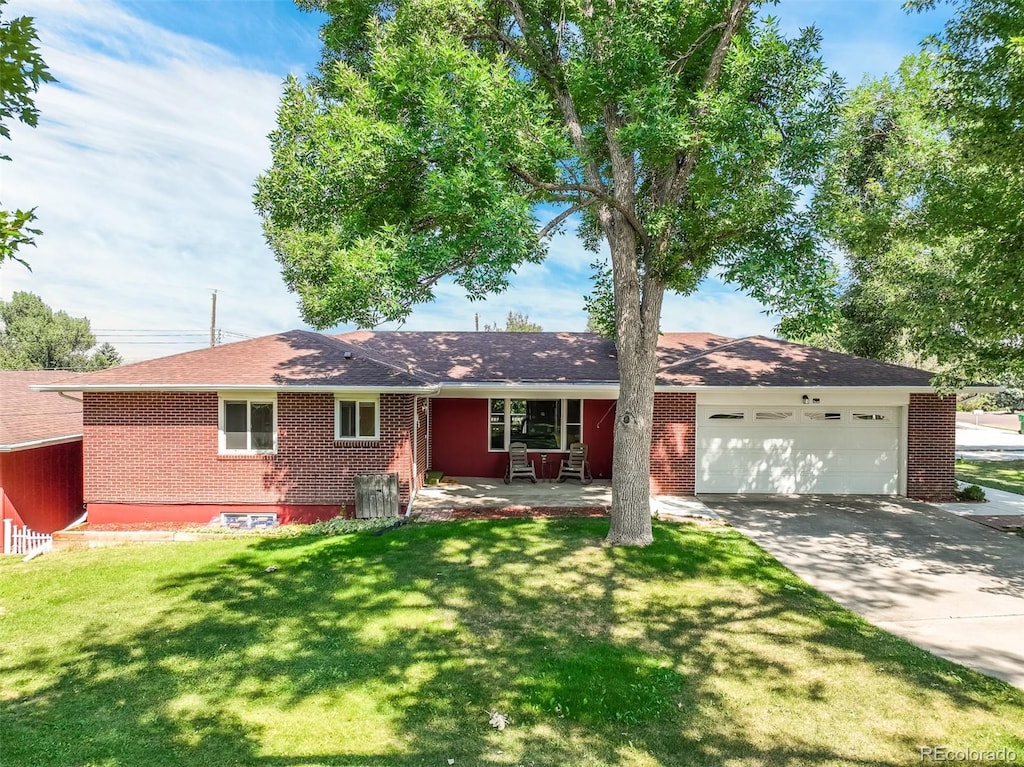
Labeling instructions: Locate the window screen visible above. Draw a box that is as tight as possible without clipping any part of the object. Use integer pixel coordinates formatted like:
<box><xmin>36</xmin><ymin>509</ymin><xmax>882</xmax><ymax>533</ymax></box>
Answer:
<box><xmin>337</xmin><ymin>399</ymin><xmax>378</xmax><ymax>439</ymax></box>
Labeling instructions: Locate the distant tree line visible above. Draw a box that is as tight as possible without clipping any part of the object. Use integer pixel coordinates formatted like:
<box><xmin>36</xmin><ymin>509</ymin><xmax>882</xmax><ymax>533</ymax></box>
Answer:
<box><xmin>0</xmin><ymin>291</ymin><xmax>121</xmax><ymax>371</ymax></box>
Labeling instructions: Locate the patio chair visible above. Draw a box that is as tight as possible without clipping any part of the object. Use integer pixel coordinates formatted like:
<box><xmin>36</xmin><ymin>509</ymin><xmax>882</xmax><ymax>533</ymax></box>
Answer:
<box><xmin>504</xmin><ymin>442</ymin><xmax>537</xmax><ymax>484</ymax></box>
<box><xmin>557</xmin><ymin>442</ymin><xmax>592</xmax><ymax>485</ymax></box>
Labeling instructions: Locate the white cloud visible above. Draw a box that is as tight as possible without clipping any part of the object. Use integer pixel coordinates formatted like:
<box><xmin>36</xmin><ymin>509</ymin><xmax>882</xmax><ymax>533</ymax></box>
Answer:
<box><xmin>2</xmin><ymin>0</ymin><xmax>301</xmax><ymax>361</ymax></box>
<box><xmin>661</xmin><ymin>288</ymin><xmax>779</xmax><ymax>339</ymax></box>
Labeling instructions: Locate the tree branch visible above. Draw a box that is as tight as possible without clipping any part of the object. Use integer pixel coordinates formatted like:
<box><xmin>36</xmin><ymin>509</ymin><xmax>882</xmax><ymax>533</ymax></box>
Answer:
<box><xmin>670</xmin><ymin>21</ymin><xmax>726</xmax><ymax>73</ymax></box>
<box><xmin>508</xmin><ymin>164</ymin><xmax>652</xmax><ymax>249</ymax></box>
<box><xmin>538</xmin><ymin>203</ymin><xmax>588</xmax><ymax>239</ymax></box>
<box><xmin>502</xmin><ymin>0</ymin><xmax>607</xmax><ymax>195</ymax></box>
<box><xmin>656</xmin><ymin>0</ymin><xmax>753</xmax><ymax>254</ymax></box>
<box><xmin>507</xmin><ymin>164</ymin><xmax>599</xmax><ymax>196</ymax></box>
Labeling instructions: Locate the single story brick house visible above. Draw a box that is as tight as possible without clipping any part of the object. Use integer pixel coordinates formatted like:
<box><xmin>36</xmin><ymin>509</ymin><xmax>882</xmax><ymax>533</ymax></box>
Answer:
<box><xmin>1</xmin><ymin>371</ymin><xmax>84</xmax><ymax>536</ymax></box>
<box><xmin>35</xmin><ymin>330</ymin><xmax>956</xmax><ymax>525</ymax></box>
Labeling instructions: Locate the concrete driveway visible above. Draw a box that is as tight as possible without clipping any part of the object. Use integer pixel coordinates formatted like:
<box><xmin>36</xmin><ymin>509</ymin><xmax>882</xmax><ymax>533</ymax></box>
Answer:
<box><xmin>700</xmin><ymin>495</ymin><xmax>1024</xmax><ymax>689</ymax></box>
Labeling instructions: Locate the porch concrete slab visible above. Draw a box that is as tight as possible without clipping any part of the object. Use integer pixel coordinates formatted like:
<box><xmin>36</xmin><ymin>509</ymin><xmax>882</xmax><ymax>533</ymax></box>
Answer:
<box><xmin>701</xmin><ymin>495</ymin><xmax>1024</xmax><ymax>689</ymax></box>
<box><xmin>652</xmin><ymin>495</ymin><xmax>723</xmax><ymax>522</ymax></box>
<box><xmin>413</xmin><ymin>477</ymin><xmax>612</xmax><ymax>510</ymax></box>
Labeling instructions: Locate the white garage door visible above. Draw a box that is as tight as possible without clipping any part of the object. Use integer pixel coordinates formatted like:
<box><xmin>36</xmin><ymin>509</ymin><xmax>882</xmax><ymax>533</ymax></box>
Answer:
<box><xmin>696</xmin><ymin>406</ymin><xmax>901</xmax><ymax>494</ymax></box>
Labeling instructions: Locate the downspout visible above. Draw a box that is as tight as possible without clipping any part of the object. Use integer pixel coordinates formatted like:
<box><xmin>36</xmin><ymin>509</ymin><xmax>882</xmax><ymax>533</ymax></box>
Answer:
<box><xmin>406</xmin><ymin>395</ymin><xmax>419</xmax><ymax>519</ymax></box>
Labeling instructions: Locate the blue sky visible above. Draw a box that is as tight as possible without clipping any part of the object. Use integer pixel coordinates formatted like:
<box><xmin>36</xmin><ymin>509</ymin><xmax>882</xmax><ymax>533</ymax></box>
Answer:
<box><xmin>2</xmin><ymin>0</ymin><xmax>952</xmax><ymax>360</ymax></box>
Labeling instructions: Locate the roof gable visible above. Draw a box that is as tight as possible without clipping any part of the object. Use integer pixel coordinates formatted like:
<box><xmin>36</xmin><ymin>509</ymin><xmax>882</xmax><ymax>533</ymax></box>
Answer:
<box><xmin>657</xmin><ymin>336</ymin><xmax>936</xmax><ymax>387</ymax></box>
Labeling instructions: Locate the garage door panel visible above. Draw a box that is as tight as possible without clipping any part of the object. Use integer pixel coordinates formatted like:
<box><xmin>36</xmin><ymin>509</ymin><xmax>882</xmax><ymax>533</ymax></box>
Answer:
<box><xmin>701</xmin><ymin>470</ymin><xmax>797</xmax><ymax>494</ymax></box>
<box><xmin>698</xmin><ymin>436</ymin><xmax>798</xmax><ymax>450</ymax></box>
<box><xmin>791</xmin><ymin>449</ymin><xmax>898</xmax><ymax>473</ymax></box>
<box><xmin>797</xmin><ymin>429</ymin><xmax>898</xmax><ymax>451</ymax></box>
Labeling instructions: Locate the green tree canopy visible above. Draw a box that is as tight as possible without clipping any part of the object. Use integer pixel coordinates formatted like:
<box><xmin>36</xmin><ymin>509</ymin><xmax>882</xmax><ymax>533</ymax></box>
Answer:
<box><xmin>787</xmin><ymin>0</ymin><xmax>1024</xmax><ymax>386</ymax></box>
<box><xmin>0</xmin><ymin>1</ymin><xmax>55</xmax><ymax>268</ymax></box>
<box><xmin>256</xmin><ymin>0</ymin><xmax>843</xmax><ymax>545</ymax></box>
<box><xmin>0</xmin><ymin>292</ymin><xmax>121</xmax><ymax>371</ymax></box>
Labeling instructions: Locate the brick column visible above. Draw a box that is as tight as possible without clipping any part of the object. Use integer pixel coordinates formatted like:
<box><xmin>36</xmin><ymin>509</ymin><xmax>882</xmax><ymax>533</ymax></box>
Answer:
<box><xmin>649</xmin><ymin>392</ymin><xmax>696</xmax><ymax>495</ymax></box>
<box><xmin>906</xmin><ymin>393</ymin><xmax>956</xmax><ymax>501</ymax></box>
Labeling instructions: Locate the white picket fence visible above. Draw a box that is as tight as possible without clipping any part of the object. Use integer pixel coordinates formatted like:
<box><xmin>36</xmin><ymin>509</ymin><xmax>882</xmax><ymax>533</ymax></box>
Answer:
<box><xmin>2</xmin><ymin>519</ymin><xmax>53</xmax><ymax>556</ymax></box>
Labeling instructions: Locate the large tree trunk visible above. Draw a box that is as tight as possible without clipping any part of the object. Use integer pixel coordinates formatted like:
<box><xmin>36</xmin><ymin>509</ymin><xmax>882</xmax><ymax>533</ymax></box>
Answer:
<box><xmin>607</xmin><ymin>339</ymin><xmax>658</xmax><ymax>545</ymax></box>
<box><xmin>605</xmin><ymin>216</ymin><xmax>662</xmax><ymax>547</ymax></box>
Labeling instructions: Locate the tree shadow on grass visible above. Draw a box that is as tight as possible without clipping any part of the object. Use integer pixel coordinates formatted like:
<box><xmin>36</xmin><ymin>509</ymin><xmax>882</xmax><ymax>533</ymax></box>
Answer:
<box><xmin>2</xmin><ymin>519</ymin><xmax>1022</xmax><ymax>766</ymax></box>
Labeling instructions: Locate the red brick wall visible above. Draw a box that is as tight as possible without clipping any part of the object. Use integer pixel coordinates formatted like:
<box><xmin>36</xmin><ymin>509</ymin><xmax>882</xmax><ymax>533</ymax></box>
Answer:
<box><xmin>650</xmin><ymin>392</ymin><xmax>696</xmax><ymax>495</ymax></box>
<box><xmin>907</xmin><ymin>392</ymin><xmax>956</xmax><ymax>501</ymax></box>
<box><xmin>83</xmin><ymin>391</ymin><xmax>415</xmax><ymax>508</ymax></box>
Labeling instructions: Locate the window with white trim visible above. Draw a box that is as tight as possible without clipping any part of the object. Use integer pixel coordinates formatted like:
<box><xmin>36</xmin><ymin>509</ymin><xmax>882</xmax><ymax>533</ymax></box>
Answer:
<box><xmin>336</xmin><ymin>396</ymin><xmax>379</xmax><ymax>440</ymax></box>
<box><xmin>488</xmin><ymin>398</ymin><xmax>583</xmax><ymax>451</ymax></box>
<box><xmin>220</xmin><ymin>396</ymin><xmax>276</xmax><ymax>453</ymax></box>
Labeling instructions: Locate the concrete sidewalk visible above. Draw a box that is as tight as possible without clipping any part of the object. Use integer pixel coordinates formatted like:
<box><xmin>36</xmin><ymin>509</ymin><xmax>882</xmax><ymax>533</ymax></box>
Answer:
<box><xmin>936</xmin><ymin>485</ymin><xmax>1024</xmax><ymax>517</ymax></box>
<box><xmin>956</xmin><ymin>422</ymin><xmax>1024</xmax><ymax>461</ymax></box>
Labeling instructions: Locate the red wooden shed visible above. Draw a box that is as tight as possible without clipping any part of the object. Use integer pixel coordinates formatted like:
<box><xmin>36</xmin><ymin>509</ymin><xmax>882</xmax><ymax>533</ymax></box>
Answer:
<box><xmin>0</xmin><ymin>371</ymin><xmax>84</xmax><ymax>538</ymax></box>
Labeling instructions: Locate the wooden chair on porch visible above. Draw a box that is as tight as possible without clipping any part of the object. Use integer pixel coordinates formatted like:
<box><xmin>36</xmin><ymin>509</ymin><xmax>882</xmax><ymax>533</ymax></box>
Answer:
<box><xmin>557</xmin><ymin>442</ymin><xmax>592</xmax><ymax>485</ymax></box>
<box><xmin>504</xmin><ymin>442</ymin><xmax>537</xmax><ymax>484</ymax></box>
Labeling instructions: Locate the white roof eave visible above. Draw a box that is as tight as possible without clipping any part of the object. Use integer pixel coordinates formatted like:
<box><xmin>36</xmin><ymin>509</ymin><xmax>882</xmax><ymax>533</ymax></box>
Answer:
<box><xmin>0</xmin><ymin>434</ymin><xmax>83</xmax><ymax>452</ymax></box>
<box><xmin>31</xmin><ymin>383</ymin><xmax>441</xmax><ymax>394</ymax></box>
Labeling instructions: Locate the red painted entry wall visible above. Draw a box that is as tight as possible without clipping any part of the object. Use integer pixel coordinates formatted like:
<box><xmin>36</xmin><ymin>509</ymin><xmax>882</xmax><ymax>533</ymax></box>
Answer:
<box><xmin>0</xmin><ymin>441</ymin><xmax>84</xmax><ymax>533</ymax></box>
<box><xmin>429</xmin><ymin>398</ymin><xmax>616</xmax><ymax>479</ymax></box>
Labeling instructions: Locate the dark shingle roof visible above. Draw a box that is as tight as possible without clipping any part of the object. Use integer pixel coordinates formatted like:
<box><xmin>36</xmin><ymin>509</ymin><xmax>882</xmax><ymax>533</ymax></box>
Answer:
<box><xmin>34</xmin><ymin>330</ymin><xmax>937</xmax><ymax>392</ymax></box>
<box><xmin>339</xmin><ymin>331</ymin><xmax>734</xmax><ymax>383</ymax></box>
<box><xmin>1</xmin><ymin>371</ymin><xmax>83</xmax><ymax>448</ymax></box>
<box><xmin>338</xmin><ymin>331</ymin><xmax>619</xmax><ymax>383</ymax></box>
<box><xmin>41</xmin><ymin>330</ymin><xmax>432</xmax><ymax>390</ymax></box>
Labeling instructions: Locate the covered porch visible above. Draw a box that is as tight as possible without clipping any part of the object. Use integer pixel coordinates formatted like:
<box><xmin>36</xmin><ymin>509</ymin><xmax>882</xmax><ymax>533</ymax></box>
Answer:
<box><xmin>413</xmin><ymin>477</ymin><xmax>613</xmax><ymax>510</ymax></box>
<box><xmin>410</xmin><ymin>477</ymin><xmax>722</xmax><ymax>523</ymax></box>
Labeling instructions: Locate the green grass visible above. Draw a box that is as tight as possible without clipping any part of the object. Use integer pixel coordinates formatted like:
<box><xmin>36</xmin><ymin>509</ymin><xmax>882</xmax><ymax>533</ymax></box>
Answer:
<box><xmin>956</xmin><ymin>459</ymin><xmax>1024</xmax><ymax>496</ymax></box>
<box><xmin>1</xmin><ymin>519</ymin><xmax>1022</xmax><ymax>766</ymax></box>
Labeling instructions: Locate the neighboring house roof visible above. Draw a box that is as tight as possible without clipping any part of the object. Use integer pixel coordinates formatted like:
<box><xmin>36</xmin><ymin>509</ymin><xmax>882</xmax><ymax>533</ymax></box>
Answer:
<box><xmin>34</xmin><ymin>329</ymin><xmax>938</xmax><ymax>393</ymax></box>
<box><xmin>656</xmin><ymin>336</ymin><xmax>935</xmax><ymax>387</ymax></box>
<box><xmin>0</xmin><ymin>370</ymin><xmax>83</xmax><ymax>450</ymax></box>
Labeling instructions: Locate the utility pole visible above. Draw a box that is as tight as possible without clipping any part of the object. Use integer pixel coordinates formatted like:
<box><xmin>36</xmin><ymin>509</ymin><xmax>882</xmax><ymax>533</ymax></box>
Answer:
<box><xmin>474</xmin><ymin>312</ymin><xmax>479</xmax><ymax>332</ymax></box>
<box><xmin>210</xmin><ymin>290</ymin><xmax>218</xmax><ymax>347</ymax></box>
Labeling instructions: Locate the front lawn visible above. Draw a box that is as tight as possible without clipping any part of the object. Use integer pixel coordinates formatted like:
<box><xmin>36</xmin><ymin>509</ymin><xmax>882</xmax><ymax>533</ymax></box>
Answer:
<box><xmin>1</xmin><ymin>519</ymin><xmax>1021</xmax><ymax>766</ymax></box>
<box><xmin>956</xmin><ymin>459</ymin><xmax>1024</xmax><ymax>496</ymax></box>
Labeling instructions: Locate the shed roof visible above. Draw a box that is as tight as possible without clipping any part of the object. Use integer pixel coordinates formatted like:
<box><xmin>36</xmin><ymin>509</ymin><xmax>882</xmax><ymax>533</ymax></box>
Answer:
<box><xmin>0</xmin><ymin>371</ymin><xmax>83</xmax><ymax>449</ymax></box>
